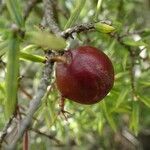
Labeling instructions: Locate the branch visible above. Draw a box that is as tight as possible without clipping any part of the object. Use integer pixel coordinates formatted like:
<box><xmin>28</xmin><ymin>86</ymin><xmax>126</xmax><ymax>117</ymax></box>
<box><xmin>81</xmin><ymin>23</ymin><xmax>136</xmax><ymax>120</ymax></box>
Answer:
<box><xmin>29</xmin><ymin>128</ymin><xmax>61</xmax><ymax>144</ymax></box>
<box><xmin>23</xmin><ymin>0</ymin><xmax>39</xmax><ymax>21</ymax></box>
<box><xmin>61</xmin><ymin>23</ymin><xmax>94</xmax><ymax>39</ymax></box>
<box><xmin>43</xmin><ymin>0</ymin><xmax>61</xmax><ymax>35</ymax></box>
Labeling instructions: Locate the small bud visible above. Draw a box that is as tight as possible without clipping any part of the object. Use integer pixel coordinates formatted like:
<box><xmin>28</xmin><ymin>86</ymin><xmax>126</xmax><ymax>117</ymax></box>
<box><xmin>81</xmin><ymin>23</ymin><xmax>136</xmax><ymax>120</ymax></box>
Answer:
<box><xmin>94</xmin><ymin>22</ymin><xmax>115</xmax><ymax>33</ymax></box>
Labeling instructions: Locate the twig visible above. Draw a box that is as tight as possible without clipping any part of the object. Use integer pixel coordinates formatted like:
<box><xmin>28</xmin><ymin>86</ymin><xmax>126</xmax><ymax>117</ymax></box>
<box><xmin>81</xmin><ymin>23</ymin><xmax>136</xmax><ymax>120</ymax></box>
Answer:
<box><xmin>23</xmin><ymin>131</ymin><xmax>29</xmax><ymax>150</ymax></box>
<box><xmin>20</xmin><ymin>86</ymin><xmax>33</xmax><ymax>100</ymax></box>
<box><xmin>43</xmin><ymin>0</ymin><xmax>61</xmax><ymax>35</ymax></box>
<box><xmin>61</xmin><ymin>23</ymin><xmax>94</xmax><ymax>39</ymax></box>
<box><xmin>20</xmin><ymin>112</ymin><xmax>39</xmax><ymax>123</ymax></box>
<box><xmin>29</xmin><ymin>128</ymin><xmax>61</xmax><ymax>144</ymax></box>
<box><xmin>23</xmin><ymin>0</ymin><xmax>39</xmax><ymax>21</ymax></box>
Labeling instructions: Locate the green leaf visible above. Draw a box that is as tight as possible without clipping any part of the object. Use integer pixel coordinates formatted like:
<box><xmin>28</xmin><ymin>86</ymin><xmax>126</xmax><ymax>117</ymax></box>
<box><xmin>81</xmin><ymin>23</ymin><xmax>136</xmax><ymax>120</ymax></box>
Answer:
<box><xmin>138</xmin><ymin>81</ymin><xmax>150</xmax><ymax>87</ymax></box>
<box><xmin>28</xmin><ymin>31</ymin><xmax>67</xmax><ymax>51</ymax></box>
<box><xmin>0</xmin><ymin>82</ymin><xmax>5</xmax><ymax>105</ymax></box>
<box><xmin>115</xmin><ymin>71</ymin><xmax>128</xmax><ymax>79</ymax></box>
<box><xmin>21</xmin><ymin>45</ymin><xmax>38</xmax><ymax>52</ymax></box>
<box><xmin>0</xmin><ymin>83</ymin><xmax>5</xmax><ymax>95</ymax></box>
<box><xmin>130</xmin><ymin>101</ymin><xmax>139</xmax><ymax>136</ymax></box>
<box><xmin>102</xmin><ymin>101</ymin><xmax>117</xmax><ymax>132</ymax></box>
<box><xmin>20</xmin><ymin>52</ymin><xmax>46</xmax><ymax>63</ymax></box>
<box><xmin>113</xmin><ymin>105</ymin><xmax>131</xmax><ymax>113</ymax></box>
<box><xmin>115</xmin><ymin>88</ymin><xmax>129</xmax><ymax>109</ymax></box>
<box><xmin>64</xmin><ymin>0</ymin><xmax>86</xmax><ymax>29</ymax></box>
<box><xmin>138</xmin><ymin>95</ymin><xmax>150</xmax><ymax>108</ymax></box>
<box><xmin>97</xmin><ymin>112</ymin><xmax>105</xmax><ymax>134</ymax></box>
<box><xmin>94</xmin><ymin>0</ymin><xmax>103</xmax><ymax>22</ymax></box>
<box><xmin>5</xmin><ymin>34</ymin><xmax>20</xmax><ymax>119</ymax></box>
<box><xmin>141</xmin><ymin>28</ymin><xmax>150</xmax><ymax>37</ymax></box>
<box><xmin>94</xmin><ymin>22</ymin><xmax>115</xmax><ymax>33</ymax></box>
<box><xmin>122</xmin><ymin>37</ymin><xmax>147</xmax><ymax>47</ymax></box>
<box><xmin>122</xmin><ymin>51</ymin><xmax>128</xmax><ymax>70</ymax></box>
<box><xmin>43</xmin><ymin>107</ymin><xmax>53</xmax><ymax>129</ymax></box>
<box><xmin>0</xmin><ymin>41</ymin><xmax>8</xmax><ymax>56</ymax></box>
<box><xmin>5</xmin><ymin>0</ymin><xmax>24</xmax><ymax>27</ymax></box>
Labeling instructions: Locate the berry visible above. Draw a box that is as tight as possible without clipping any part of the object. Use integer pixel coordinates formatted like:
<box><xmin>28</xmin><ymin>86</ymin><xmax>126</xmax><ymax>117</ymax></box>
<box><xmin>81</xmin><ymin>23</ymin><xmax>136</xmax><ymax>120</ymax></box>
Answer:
<box><xmin>56</xmin><ymin>46</ymin><xmax>114</xmax><ymax>104</ymax></box>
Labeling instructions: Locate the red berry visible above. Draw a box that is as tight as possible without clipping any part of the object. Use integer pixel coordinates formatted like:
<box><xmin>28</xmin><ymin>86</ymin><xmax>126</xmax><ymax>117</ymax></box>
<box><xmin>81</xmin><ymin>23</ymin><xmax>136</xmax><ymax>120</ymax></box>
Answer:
<box><xmin>56</xmin><ymin>46</ymin><xmax>114</xmax><ymax>104</ymax></box>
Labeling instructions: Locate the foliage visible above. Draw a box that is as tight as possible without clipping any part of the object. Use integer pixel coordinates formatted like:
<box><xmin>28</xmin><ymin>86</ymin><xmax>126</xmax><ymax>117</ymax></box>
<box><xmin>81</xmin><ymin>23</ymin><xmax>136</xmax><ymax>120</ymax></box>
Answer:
<box><xmin>0</xmin><ymin>0</ymin><xmax>150</xmax><ymax>149</ymax></box>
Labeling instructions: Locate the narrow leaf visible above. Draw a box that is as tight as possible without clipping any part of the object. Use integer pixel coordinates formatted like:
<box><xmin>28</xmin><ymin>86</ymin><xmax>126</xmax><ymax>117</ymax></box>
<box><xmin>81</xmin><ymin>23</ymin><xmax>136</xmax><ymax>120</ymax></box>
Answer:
<box><xmin>0</xmin><ymin>41</ymin><xmax>8</xmax><ymax>56</ymax></box>
<box><xmin>102</xmin><ymin>101</ymin><xmax>117</xmax><ymax>132</ymax></box>
<box><xmin>20</xmin><ymin>52</ymin><xmax>46</xmax><ymax>63</ymax></box>
<box><xmin>115</xmin><ymin>71</ymin><xmax>128</xmax><ymax>79</ymax></box>
<box><xmin>21</xmin><ymin>45</ymin><xmax>38</xmax><ymax>52</ymax></box>
<box><xmin>28</xmin><ymin>31</ymin><xmax>67</xmax><ymax>51</ymax></box>
<box><xmin>64</xmin><ymin>0</ymin><xmax>86</xmax><ymax>29</ymax></box>
<box><xmin>5</xmin><ymin>0</ymin><xmax>24</xmax><ymax>27</ymax></box>
<box><xmin>115</xmin><ymin>89</ymin><xmax>128</xmax><ymax>109</ymax></box>
<box><xmin>97</xmin><ymin>111</ymin><xmax>105</xmax><ymax>134</ymax></box>
<box><xmin>122</xmin><ymin>51</ymin><xmax>128</xmax><ymax>71</ymax></box>
<box><xmin>5</xmin><ymin>34</ymin><xmax>20</xmax><ymax>118</ymax></box>
<box><xmin>123</xmin><ymin>37</ymin><xmax>147</xmax><ymax>47</ymax></box>
<box><xmin>138</xmin><ymin>95</ymin><xmax>150</xmax><ymax>108</ymax></box>
<box><xmin>130</xmin><ymin>101</ymin><xmax>139</xmax><ymax>136</ymax></box>
<box><xmin>94</xmin><ymin>0</ymin><xmax>103</xmax><ymax>21</ymax></box>
<box><xmin>138</xmin><ymin>81</ymin><xmax>150</xmax><ymax>87</ymax></box>
<box><xmin>0</xmin><ymin>82</ymin><xmax>5</xmax><ymax>105</ymax></box>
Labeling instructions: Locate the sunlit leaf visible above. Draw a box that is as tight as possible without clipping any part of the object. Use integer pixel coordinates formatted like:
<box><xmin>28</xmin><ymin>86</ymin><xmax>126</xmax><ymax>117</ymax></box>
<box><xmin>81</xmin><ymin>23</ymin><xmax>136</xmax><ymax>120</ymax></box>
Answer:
<box><xmin>130</xmin><ymin>101</ymin><xmax>139</xmax><ymax>136</ymax></box>
<box><xmin>28</xmin><ymin>31</ymin><xmax>67</xmax><ymax>51</ymax></box>
<box><xmin>113</xmin><ymin>105</ymin><xmax>131</xmax><ymax>113</ymax></box>
<box><xmin>122</xmin><ymin>51</ymin><xmax>128</xmax><ymax>70</ymax></box>
<box><xmin>0</xmin><ymin>41</ymin><xmax>8</xmax><ymax>56</ymax></box>
<box><xmin>5</xmin><ymin>0</ymin><xmax>24</xmax><ymax>27</ymax></box>
<box><xmin>64</xmin><ymin>0</ymin><xmax>86</xmax><ymax>29</ymax></box>
<box><xmin>94</xmin><ymin>0</ymin><xmax>103</xmax><ymax>21</ymax></box>
<box><xmin>20</xmin><ymin>52</ymin><xmax>46</xmax><ymax>63</ymax></box>
<box><xmin>0</xmin><ymin>82</ymin><xmax>5</xmax><ymax>105</ymax></box>
<box><xmin>97</xmin><ymin>111</ymin><xmax>105</xmax><ymax>134</ymax></box>
<box><xmin>102</xmin><ymin>102</ymin><xmax>117</xmax><ymax>132</ymax></box>
<box><xmin>138</xmin><ymin>95</ymin><xmax>150</xmax><ymax>108</ymax></box>
<box><xmin>122</xmin><ymin>37</ymin><xmax>147</xmax><ymax>47</ymax></box>
<box><xmin>138</xmin><ymin>81</ymin><xmax>150</xmax><ymax>87</ymax></box>
<box><xmin>21</xmin><ymin>45</ymin><xmax>38</xmax><ymax>52</ymax></box>
<box><xmin>115</xmin><ymin>71</ymin><xmax>128</xmax><ymax>79</ymax></box>
<box><xmin>115</xmin><ymin>88</ymin><xmax>129</xmax><ymax>109</ymax></box>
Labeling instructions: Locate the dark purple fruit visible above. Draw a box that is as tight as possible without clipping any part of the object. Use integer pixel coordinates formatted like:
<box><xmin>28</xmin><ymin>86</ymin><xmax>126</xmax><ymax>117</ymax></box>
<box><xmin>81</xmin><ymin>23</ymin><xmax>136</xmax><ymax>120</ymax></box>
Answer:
<box><xmin>56</xmin><ymin>46</ymin><xmax>114</xmax><ymax>104</ymax></box>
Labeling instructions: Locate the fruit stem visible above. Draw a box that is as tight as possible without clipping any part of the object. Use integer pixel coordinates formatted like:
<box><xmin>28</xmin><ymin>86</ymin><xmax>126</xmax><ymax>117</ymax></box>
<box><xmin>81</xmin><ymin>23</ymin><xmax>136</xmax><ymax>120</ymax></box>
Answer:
<box><xmin>51</xmin><ymin>56</ymin><xmax>67</xmax><ymax>64</ymax></box>
<box><xmin>59</xmin><ymin>96</ymin><xmax>65</xmax><ymax>112</ymax></box>
<box><xmin>58</xmin><ymin>96</ymin><xmax>71</xmax><ymax>120</ymax></box>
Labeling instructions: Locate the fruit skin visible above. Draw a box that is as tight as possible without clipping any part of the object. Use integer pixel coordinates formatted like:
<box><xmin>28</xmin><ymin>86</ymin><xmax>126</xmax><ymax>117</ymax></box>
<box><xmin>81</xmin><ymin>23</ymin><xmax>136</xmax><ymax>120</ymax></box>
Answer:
<box><xmin>56</xmin><ymin>46</ymin><xmax>114</xmax><ymax>104</ymax></box>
